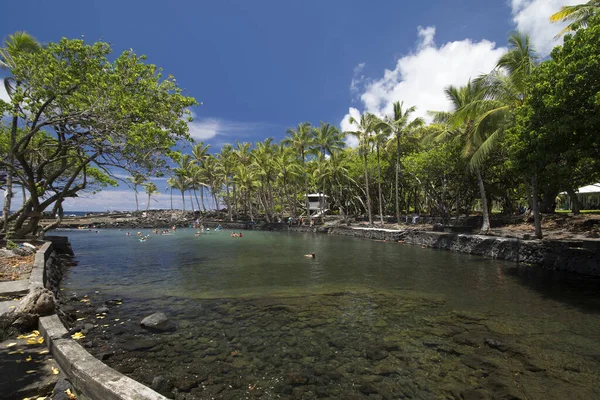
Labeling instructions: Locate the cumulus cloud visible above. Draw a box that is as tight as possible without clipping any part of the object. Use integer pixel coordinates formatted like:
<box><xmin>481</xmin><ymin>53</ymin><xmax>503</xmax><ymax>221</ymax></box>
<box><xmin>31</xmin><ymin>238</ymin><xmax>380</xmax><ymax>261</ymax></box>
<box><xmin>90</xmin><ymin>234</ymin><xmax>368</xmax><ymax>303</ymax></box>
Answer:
<box><xmin>340</xmin><ymin>26</ymin><xmax>507</xmax><ymax>146</ymax></box>
<box><xmin>511</xmin><ymin>0</ymin><xmax>581</xmax><ymax>56</ymax></box>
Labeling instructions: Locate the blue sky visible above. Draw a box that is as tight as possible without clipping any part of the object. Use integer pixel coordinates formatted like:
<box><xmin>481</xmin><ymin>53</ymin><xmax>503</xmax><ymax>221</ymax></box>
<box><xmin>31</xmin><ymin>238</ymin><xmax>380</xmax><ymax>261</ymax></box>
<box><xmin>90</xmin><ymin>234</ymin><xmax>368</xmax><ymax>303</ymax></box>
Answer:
<box><xmin>0</xmin><ymin>0</ymin><xmax>578</xmax><ymax>211</ymax></box>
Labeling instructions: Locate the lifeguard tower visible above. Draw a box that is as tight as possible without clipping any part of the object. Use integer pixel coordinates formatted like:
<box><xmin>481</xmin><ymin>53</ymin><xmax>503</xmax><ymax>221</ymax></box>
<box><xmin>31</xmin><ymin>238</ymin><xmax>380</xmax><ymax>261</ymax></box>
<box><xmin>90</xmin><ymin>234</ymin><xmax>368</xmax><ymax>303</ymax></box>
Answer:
<box><xmin>306</xmin><ymin>193</ymin><xmax>329</xmax><ymax>217</ymax></box>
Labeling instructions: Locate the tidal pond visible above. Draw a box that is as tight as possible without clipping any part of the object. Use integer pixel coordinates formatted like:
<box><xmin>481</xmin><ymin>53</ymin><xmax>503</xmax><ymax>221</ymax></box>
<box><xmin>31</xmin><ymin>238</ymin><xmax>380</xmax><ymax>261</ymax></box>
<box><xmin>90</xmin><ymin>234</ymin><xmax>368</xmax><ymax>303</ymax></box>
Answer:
<box><xmin>61</xmin><ymin>228</ymin><xmax>600</xmax><ymax>399</ymax></box>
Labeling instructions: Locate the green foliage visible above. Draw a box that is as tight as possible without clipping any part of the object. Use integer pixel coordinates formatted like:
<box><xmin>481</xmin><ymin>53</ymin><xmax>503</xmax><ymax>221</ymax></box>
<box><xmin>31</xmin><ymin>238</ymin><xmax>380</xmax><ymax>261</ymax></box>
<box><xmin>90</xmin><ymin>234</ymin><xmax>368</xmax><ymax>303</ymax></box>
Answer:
<box><xmin>512</xmin><ymin>14</ymin><xmax>600</xmax><ymax>194</ymax></box>
<box><xmin>6</xmin><ymin>240</ymin><xmax>18</xmax><ymax>250</ymax></box>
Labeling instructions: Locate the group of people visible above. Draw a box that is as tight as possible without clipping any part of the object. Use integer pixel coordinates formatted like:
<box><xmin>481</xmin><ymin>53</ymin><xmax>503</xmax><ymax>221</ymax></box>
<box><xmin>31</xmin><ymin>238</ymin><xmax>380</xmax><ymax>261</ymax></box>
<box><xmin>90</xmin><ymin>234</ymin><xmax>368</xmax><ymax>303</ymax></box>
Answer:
<box><xmin>230</xmin><ymin>232</ymin><xmax>243</xmax><ymax>238</ymax></box>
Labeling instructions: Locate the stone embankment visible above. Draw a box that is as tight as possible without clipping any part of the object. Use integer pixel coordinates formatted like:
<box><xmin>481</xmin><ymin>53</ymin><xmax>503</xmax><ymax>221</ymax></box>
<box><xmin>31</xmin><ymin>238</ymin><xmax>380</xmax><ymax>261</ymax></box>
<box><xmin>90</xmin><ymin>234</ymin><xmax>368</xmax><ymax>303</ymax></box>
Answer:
<box><xmin>295</xmin><ymin>225</ymin><xmax>600</xmax><ymax>277</ymax></box>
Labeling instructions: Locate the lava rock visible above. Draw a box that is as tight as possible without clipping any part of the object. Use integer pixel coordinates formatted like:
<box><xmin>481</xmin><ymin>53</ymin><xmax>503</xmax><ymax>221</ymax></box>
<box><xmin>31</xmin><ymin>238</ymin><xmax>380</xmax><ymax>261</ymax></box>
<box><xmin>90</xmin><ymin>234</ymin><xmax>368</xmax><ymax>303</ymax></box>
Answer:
<box><xmin>151</xmin><ymin>375</ymin><xmax>173</xmax><ymax>396</ymax></box>
<box><xmin>95</xmin><ymin>306</ymin><xmax>109</xmax><ymax>314</ymax></box>
<box><xmin>140</xmin><ymin>312</ymin><xmax>175</xmax><ymax>332</ymax></box>
<box><xmin>51</xmin><ymin>378</ymin><xmax>75</xmax><ymax>400</ymax></box>
<box><xmin>16</xmin><ymin>287</ymin><xmax>56</xmax><ymax>316</ymax></box>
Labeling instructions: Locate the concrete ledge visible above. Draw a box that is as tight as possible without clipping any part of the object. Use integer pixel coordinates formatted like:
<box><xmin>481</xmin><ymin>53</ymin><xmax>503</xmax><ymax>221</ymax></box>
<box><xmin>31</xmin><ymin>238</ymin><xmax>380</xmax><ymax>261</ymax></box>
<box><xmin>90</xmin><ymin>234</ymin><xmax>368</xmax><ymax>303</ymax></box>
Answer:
<box><xmin>0</xmin><ymin>279</ymin><xmax>29</xmax><ymax>296</ymax></box>
<box><xmin>29</xmin><ymin>242</ymin><xmax>52</xmax><ymax>291</ymax></box>
<box><xmin>39</xmin><ymin>315</ymin><xmax>168</xmax><ymax>400</ymax></box>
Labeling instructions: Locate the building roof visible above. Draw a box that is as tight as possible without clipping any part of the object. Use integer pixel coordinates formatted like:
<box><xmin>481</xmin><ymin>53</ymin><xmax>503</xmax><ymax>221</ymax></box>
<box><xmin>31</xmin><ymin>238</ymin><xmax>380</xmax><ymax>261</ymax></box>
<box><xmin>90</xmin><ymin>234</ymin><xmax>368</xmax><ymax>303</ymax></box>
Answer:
<box><xmin>577</xmin><ymin>184</ymin><xmax>600</xmax><ymax>194</ymax></box>
<box><xmin>561</xmin><ymin>183</ymin><xmax>600</xmax><ymax>195</ymax></box>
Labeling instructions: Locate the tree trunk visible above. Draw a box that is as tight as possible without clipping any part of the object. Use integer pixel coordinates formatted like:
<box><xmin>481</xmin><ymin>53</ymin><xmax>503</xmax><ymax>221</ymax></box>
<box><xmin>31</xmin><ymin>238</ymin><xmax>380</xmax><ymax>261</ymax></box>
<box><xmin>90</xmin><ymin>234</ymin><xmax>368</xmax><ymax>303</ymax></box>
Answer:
<box><xmin>531</xmin><ymin>174</ymin><xmax>543</xmax><ymax>239</ymax></box>
<box><xmin>226</xmin><ymin>180</ymin><xmax>233</xmax><ymax>221</ymax></box>
<box><xmin>303</xmin><ymin>150</ymin><xmax>311</xmax><ymax>221</ymax></box>
<box><xmin>475</xmin><ymin>167</ymin><xmax>490</xmax><ymax>234</ymax></box>
<box><xmin>566</xmin><ymin>188</ymin><xmax>580</xmax><ymax>215</ymax></box>
<box><xmin>194</xmin><ymin>189</ymin><xmax>201</xmax><ymax>211</ymax></box>
<box><xmin>181</xmin><ymin>190</ymin><xmax>186</xmax><ymax>211</ymax></box>
<box><xmin>248</xmin><ymin>191</ymin><xmax>254</xmax><ymax>222</ymax></box>
<box><xmin>199</xmin><ymin>187</ymin><xmax>205</xmax><ymax>211</ymax></box>
<box><xmin>376</xmin><ymin>145</ymin><xmax>384</xmax><ymax>225</ymax></box>
<box><xmin>146</xmin><ymin>193</ymin><xmax>151</xmax><ymax>210</ymax></box>
<box><xmin>134</xmin><ymin>188</ymin><xmax>139</xmax><ymax>211</ymax></box>
<box><xmin>2</xmin><ymin>105</ymin><xmax>19</xmax><ymax>234</ymax></box>
<box><xmin>170</xmin><ymin>188</ymin><xmax>173</xmax><ymax>210</ymax></box>
<box><xmin>233</xmin><ymin>184</ymin><xmax>238</xmax><ymax>220</ymax></box>
<box><xmin>364</xmin><ymin>153</ymin><xmax>372</xmax><ymax>225</ymax></box>
<box><xmin>395</xmin><ymin>134</ymin><xmax>401</xmax><ymax>224</ymax></box>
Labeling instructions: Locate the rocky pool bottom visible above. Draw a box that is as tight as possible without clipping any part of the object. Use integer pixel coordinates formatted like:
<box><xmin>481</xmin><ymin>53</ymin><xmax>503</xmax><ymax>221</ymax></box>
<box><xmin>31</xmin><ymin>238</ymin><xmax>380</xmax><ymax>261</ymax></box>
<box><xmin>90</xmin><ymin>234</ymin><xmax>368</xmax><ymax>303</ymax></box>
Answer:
<box><xmin>59</xmin><ymin>288</ymin><xmax>600</xmax><ymax>400</ymax></box>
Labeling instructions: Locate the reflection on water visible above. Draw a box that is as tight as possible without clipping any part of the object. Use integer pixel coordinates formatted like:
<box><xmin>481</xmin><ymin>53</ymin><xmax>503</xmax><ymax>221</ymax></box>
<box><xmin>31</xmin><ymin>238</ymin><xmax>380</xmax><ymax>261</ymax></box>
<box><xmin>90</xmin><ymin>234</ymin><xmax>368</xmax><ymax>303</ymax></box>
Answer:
<box><xmin>61</xmin><ymin>228</ymin><xmax>600</xmax><ymax>399</ymax></box>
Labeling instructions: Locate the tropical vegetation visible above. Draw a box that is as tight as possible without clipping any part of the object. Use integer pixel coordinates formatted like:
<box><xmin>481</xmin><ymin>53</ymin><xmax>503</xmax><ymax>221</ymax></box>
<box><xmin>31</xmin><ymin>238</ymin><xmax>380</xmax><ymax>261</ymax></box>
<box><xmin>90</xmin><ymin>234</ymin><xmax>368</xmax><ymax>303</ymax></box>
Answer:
<box><xmin>1</xmin><ymin>3</ymin><xmax>599</xmax><ymax>239</ymax></box>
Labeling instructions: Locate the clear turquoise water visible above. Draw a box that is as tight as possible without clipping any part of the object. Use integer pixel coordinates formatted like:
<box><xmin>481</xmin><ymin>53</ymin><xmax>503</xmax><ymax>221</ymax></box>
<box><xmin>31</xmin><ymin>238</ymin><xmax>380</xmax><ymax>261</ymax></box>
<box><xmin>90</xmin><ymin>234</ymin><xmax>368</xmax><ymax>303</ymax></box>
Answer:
<box><xmin>60</xmin><ymin>228</ymin><xmax>600</xmax><ymax>399</ymax></box>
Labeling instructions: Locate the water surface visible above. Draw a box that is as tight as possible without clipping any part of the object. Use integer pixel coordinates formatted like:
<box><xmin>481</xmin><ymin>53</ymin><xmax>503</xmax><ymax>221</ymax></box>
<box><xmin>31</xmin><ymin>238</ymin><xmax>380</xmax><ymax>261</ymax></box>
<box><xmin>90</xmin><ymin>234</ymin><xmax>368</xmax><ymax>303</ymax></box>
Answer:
<box><xmin>61</xmin><ymin>228</ymin><xmax>600</xmax><ymax>399</ymax></box>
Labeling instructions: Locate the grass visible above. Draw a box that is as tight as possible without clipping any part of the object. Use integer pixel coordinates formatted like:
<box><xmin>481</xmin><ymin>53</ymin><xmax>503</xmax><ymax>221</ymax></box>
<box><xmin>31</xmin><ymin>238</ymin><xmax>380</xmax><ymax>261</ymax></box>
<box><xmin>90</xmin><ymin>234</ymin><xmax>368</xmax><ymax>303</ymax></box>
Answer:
<box><xmin>555</xmin><ymin>210</ymin><xmax>600</xmax><ymax>214</ymax></box>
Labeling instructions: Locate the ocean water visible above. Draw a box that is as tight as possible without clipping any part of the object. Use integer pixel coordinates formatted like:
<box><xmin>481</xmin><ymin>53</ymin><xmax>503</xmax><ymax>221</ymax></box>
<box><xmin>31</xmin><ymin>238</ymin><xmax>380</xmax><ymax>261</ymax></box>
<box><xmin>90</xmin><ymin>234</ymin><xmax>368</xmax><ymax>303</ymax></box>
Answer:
<box><xmin>60</xmin><ymin>228</ymin><xmax>600</xmax><ymax>399</ymax></box>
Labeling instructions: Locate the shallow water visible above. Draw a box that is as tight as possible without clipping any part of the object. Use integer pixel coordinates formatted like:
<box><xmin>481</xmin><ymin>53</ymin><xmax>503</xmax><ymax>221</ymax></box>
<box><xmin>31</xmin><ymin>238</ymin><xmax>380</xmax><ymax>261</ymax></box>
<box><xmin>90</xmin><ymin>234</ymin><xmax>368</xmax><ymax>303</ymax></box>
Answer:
<box><xmin>61</xmin><ymin>228</ymin><xmax>600</xmax><ymax>399</ymax></box>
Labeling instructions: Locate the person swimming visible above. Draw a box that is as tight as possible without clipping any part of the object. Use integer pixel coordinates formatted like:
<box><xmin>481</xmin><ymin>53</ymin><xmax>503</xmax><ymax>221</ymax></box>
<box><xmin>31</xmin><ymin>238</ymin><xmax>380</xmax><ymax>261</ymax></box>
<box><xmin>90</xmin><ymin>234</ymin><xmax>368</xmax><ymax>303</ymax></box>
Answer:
<box><xmin>304</xmin><ymin>252</ymin><xmax>316</xmax><ymax>259</ymax></box>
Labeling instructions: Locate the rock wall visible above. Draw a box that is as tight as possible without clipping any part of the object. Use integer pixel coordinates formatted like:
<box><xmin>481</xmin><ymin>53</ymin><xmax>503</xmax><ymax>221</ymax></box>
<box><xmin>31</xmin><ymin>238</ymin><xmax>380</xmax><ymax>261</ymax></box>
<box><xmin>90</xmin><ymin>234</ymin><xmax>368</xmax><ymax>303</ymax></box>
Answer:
<box><xmin>285</xmin><ymin>226</ymin><xmax>600</xmax><ymax>277</ymax></box>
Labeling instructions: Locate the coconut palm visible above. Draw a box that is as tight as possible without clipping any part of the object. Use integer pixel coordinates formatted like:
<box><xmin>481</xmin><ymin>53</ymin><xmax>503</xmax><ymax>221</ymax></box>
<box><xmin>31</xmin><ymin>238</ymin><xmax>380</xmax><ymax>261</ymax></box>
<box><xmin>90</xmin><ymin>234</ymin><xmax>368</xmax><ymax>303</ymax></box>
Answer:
<box><xmin>216</xmin><ymin>144</ymin><xmax>236</xmax><ymax>221</ymax></box>
<box><xmin>0</xmin><ymin>32</ymin><xmax>40</xmax><ymax>233</ymax></box>
<box><xmin>371</xmin><ymin>123</ymin><xmax>389</xmax><ymax>225</ymax></box>
<box><xmin>550</xmin><ymin>0</ymin><xmax>600</xmax><ymax>37</ymax></box>
<box><xmin>166</xmin><ymin>177</ymin><xmax>176</xmax><ymax>210</ymax></box>
<box><xmin>377</xmin><ymin>102</ymin><xmax>424</xmax><ymax>223</ymax></box>
<box><xmin>252</xmin><ymin>138</ymin><xmax>277</xmax><ymax>221</ymax></box>
<box><xmin>127</xmin><ymin>173</ymin><xmax>146</xmax><ymax>211</ymax></box>
<box><xmin>235</xmin><ymin>165</ymin><xmax>258</xmax><ymax>222</ymax></box>
<box><xmin>143</xmin><ymin>182</ymin><xmax>159</xmax><ymax>211</ymax></box>
<box><xmin>312</xmin><ymin>122</ymin><xmax>345</xmax><ymax>160</ymax></box>
<box><xmin>283</xmin><ymin>122</ymin><xmax>314</xmax><ymax>221</ymax></box>
<box><xmin>346</xmin><ymin>112</ymin><xmax>378</xmax><ymax>225</ymax></box>
<box><xmin>274</xmin><ymin>144</ymin><xmax>301</xmax><ymax>217</ymax></box>
<box><xmin>191</xmin><ymin>142</ymin><xmax>210</xmax><ymax>211</ymax></box>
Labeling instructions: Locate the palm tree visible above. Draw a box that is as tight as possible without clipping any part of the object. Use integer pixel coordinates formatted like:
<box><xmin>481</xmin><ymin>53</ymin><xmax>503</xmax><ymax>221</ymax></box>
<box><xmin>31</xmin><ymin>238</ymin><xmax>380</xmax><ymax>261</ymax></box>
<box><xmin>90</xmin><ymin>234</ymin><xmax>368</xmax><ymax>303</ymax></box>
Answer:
<box><xmin>0</xmin><ymin>32</ymin><xmax>40</xmax><ymax>233</ymax></box>
<box><xmin>127</xmin><ymin>174</ymin><xmax>146</xmax><ymax>211</ymax></box>
<box><xmin>235</xmin><ymin>165</ymin><xmax>258</xmax><ymax>221</ymax></box>
<box><xmin>143</xmin><ymin>182</ymin><xmax>159</xmax><ymax>211</ymax></box>
<box><xmin>173</xmin><ymin>153</ymin><xmax>196</xmax><ymax>211</ymax></box>
<box><xmin>347</xmin><ymin>113</ymin><xmax>377</xmax><ymax>225</ymax></box>
<box><xmin>438</xmin><ymin>32</ymin><xmax>538</xmax><ymax>235</ymax></box>
<box><xmin>166</xmin><ymin>177</ymin><xmax>175</xmax><ymax>210</ymax></box>
<box><xmin>274</xmin><ymin>144</ymin><xmax>301</xmax><ymax>217</ymax></box>
<box><xmin>312</xmin><ymin>122</ymin><xmax>345</xmax><ymax>160</ymax></box>
<box><xmin>377</xmin><ymin>102</ymin><xmax>424</xmax><ymax>223</ymax></box>
<box><xmin>252</xmin><ymin>138</ymin><xmax>276</xmax><ymax>221</ymax></box>
<box><xmin>283</xmin><ymin>122</ymin><xmax>313</xmax><ymax>221</ymax></box>
<box><xmin>550</xmin><ymin>0</ymin><xmax>600</xmax><ymax>37</ymax></box>
<box><xmin>191</xmin><ymin>142</ymin><xmax>210</xmax><ymax>211</ymax></box>
<box><xmin>216</xmin><ymin>144</ymin><xmax>236</xmax><ymax>221</ymax></box>
<box><xmin>371</xmin><ymin>124</ymin><xmax>389</xmax><ymax>225</ymax></box>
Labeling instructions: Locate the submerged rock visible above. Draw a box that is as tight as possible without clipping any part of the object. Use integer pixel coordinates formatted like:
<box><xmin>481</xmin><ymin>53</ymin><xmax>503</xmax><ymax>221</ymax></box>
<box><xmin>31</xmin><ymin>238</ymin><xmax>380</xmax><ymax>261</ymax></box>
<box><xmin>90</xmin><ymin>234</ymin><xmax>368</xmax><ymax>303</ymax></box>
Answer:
<box><xmin>140</xmin><ymin>312</ymin><xmax>175</xmax><ymax>332</ymax></box>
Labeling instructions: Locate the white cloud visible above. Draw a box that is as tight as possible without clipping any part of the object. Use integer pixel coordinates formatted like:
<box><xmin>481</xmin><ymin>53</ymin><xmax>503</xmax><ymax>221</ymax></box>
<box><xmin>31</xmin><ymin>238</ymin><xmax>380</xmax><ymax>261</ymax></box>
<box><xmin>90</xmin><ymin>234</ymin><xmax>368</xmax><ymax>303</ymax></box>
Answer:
<box><xmin>340</xmin><ymin>26</ymin><xmax>507</xmax><ymax>141</ymax></box>
<box><xmin>340</xmin><ymin>107</ymin><xmax>361</xmax><ymax>147</ymax></box>
<box><xmin>511</xmin><ymin>0</ymin><xmax>581</xmax><ymax>56</ymax></box>
<box><xmin>350</xmin><ymin>63</ymin><xmax>367</xmax><ymax>99</ymax></box>
<box><xmin>187</xmin><ymin>111</ymin><xmax>265</xmax><ymax>142</ymax></box>
<box><xmin>0</xmin><ymin>81</ymin><xmax>9</xmax><ymax>103</ymax></box>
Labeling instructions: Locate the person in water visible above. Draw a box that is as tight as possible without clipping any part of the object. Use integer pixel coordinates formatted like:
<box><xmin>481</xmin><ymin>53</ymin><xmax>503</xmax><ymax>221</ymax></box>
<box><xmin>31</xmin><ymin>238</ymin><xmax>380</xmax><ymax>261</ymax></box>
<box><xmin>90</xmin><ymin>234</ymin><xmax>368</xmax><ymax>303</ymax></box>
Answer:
<box><xmin>304</xmin><ymin>252</ymin><xmax>316</xmax><ymax>258</ymax></box>
<box><xmin>239</xmin><ymin>232</ymin><xmax>243</xmax><ymax>237</ymax></box>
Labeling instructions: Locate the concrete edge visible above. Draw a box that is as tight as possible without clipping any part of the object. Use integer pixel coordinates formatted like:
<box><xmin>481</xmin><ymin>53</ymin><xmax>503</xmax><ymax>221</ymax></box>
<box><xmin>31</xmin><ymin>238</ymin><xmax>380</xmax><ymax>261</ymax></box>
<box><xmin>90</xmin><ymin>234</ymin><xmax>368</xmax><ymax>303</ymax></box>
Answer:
<box><xmin>29</xmin><ymin>242</ymin><xmax>52</xmax><ymax>291</ymax></box>
<box><xmin>39</xmin><ymin>315</ymin><xmax>168</xmax><ymax>400</ymax></box>
<box><xmin>30</xmin><ymin>241</ymin><xmax>168</xmax><ymax>400</ymax></box>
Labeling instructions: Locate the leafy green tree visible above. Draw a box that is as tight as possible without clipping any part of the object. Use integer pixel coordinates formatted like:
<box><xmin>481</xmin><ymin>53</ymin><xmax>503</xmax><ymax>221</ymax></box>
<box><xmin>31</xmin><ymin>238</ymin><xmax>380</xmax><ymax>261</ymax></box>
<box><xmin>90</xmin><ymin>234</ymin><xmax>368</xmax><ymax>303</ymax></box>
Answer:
<box><xmin>0</xmin><ymin>38</ymin><xmax>196</xmax><ymax>236</ymax></box>
<box><xmin>512</xmin><ymin>14</ymin><xmax>600</xmax><ymax>230</ymax></box>
<box><xmin>0</xmin><ymin>32</ymin><xmax>40</xmax><ymax>233</ymax></box>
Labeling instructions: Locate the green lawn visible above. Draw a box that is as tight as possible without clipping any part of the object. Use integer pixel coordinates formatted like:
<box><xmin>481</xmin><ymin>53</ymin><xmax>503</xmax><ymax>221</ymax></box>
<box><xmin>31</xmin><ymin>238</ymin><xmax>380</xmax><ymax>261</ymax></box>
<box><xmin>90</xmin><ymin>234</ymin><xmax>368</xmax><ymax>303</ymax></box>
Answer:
<box><xmin>555</xmin><ymin>210</ymin><xmax>600</xmax><ymax>214</ymax></box>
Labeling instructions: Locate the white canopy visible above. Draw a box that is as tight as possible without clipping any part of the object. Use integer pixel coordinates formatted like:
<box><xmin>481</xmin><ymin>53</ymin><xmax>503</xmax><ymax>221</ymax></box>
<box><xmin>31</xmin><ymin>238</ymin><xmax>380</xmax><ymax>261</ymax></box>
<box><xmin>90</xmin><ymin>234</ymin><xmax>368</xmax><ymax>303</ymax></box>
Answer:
<box><xmin>576</xmin><ymin>184</ymin><xmax>600</xmax><ymax>194</ymax></box>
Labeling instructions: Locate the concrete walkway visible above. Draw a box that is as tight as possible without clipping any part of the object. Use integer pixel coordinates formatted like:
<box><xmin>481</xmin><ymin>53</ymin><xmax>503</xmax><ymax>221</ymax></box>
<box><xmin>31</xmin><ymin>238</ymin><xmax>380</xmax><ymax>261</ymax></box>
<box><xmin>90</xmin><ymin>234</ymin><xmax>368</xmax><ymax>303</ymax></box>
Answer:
<box><xmin>0</xmin><ymin>246</ymin><xmax>60</xmax><ymax>399</ymax></box>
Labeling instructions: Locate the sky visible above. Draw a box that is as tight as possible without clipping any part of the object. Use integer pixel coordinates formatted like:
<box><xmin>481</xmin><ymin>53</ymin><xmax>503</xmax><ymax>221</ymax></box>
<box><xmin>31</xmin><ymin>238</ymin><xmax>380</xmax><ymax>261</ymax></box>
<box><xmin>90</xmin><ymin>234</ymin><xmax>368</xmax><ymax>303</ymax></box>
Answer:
<box><xmin>0</xmin><ymin>0</ymin><xmax>580</xmax><ymax>211</ymax></box>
